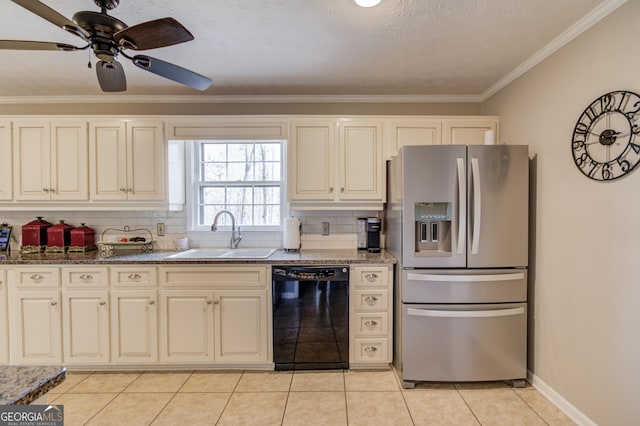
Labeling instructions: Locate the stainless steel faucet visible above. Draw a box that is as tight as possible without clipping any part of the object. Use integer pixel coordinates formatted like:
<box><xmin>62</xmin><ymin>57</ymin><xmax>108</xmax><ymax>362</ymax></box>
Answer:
<box><xmin>211</xmin><ymin>210</ymin><xmax>242</xmax><ymax>249</ymax></box>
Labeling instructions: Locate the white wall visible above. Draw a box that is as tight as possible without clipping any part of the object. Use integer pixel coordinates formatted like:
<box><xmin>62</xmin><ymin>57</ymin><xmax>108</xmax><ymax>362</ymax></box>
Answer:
<box><xmin>482</xmin><ymin>1</ymin><xmax>640</xmax><ymax>424</ymax></box>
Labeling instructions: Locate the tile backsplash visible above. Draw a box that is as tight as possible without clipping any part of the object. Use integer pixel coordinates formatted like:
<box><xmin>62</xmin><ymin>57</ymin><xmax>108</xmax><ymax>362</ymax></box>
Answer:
<box><xmin>0</xmin><ymin>209</ymin><xmax>382</xmax><ymax>251</ymax></box>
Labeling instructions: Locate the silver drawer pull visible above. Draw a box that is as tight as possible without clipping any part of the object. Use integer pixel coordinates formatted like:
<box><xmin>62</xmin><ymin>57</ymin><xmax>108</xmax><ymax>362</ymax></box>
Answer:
<box><xmin>364</xmin><ymin>296</ymin><xmax>378</xmax><ymax>304</ymax></box>
<box><xmin>149</xmin><ymin>300</ymin><xmax>155</xmax><ymax>306</ymax></box>
<box><xmin>207</xmin><ymin>300</ymin><xmax>213</xmax><ymax>305</ymax></box>
<box><xmin>99</xmin><ymin>301</ymin><xmax>106</xmax><ymax>306</ymax></box>
<box><xmin>364</xmin><ymin>273</ymin><xmax>379</xmax><ymax>282</ymax></box>
<box><xmin>30</xmin><ymin>274</ymin><xmax>44</xmax><ymax>281</ymax></box>
<box><xmin>127</xmin><ymin>273</ymin><xmax>142</xmax><ymax>280</ymax></box>
<box><xmin>213</xmin><ymin>300</ymin><xmax>220</xmax><ymax>305</ymax></box>
<box><xmin>79</xmin><ymin>274</ymin><xmax>93</xmax><ymax>281</ymax></box>
<box><xmin>50</xmin><ymin>301</ymin><xmax>57</xmax><ymax>306</ymax></box>
<box><xmin>364</xmin><ymin>346</ymin><xmax>378</xmax><ymax>354</ymax></box>
<box><xmin>364</xmin><ymin>320</ymin><xmax>378</xmax><ymax>328</ymax></box>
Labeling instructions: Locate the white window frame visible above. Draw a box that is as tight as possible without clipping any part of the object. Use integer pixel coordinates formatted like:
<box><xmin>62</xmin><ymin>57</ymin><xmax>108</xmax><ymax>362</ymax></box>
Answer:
<box><xmin>184</xmin><ymin>139</ymin><xmax>288</xmax><ymax>233</ymax></box>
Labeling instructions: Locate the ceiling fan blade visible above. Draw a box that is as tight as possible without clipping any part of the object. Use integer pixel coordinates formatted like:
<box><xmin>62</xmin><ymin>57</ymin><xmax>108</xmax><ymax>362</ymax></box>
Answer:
<box><xmin>131</xmin><ymin>55</ymin><xmax>211</xmax><ymax>91</ymax></box>
<box><xmin>10</xmin><ymin>0</ymin><xmax>90</xmax><ymax>40</ymax></box>
<box><xmin>115</xmin><ymin>18</ymin><xmax>194</xmax><ymax>50</ymax></box>
<box><xmin>96</xmin><ymin>60</ymin><xmax>127</xmax><ymax>92</ymax></box>
<box><xmin>0</xmin><ymin>40</ymin><xmax>81</xmax><ymax>51</ymax></box>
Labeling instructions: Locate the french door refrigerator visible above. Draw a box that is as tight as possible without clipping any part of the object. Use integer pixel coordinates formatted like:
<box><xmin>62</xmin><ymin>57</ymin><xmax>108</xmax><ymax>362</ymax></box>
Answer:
<box><xmin>385</xmin><ymin>144</ymin><xmax>529</xmax><ymax>388</ymax></box>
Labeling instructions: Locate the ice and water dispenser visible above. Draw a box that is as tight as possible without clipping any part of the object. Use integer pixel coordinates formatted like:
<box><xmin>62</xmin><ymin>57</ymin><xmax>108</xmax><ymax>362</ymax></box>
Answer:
<box><xmin>414</xmin><ymin>202</ymin><xmax>452</xmax><ymax>255</ymax></box>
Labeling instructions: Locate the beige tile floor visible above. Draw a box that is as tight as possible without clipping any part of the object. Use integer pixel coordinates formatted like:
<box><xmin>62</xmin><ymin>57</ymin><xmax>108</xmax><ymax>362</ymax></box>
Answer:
<box><xmin>47</xmin><ymin>369</ymin><xmax>576</xmax><ymax>426</ymax></box>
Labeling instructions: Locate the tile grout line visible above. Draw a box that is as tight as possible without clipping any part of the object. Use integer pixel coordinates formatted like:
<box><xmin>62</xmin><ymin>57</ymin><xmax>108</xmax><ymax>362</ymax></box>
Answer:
<box><xmin>215</xmin><ymin>369</ymin><xmax>246</xmax><ymax>426</ymax></box>
<box><xmin>453</xmin><ymin>383</ymin><xmax>483</xmax><ymax>426</ymax></box>
<box><xmin>148</xmin><ymin>370</ymin><xmax>195</xmax><ymax>425</ymax></box>
<box><xmin>510</xmin><ymin>387</ymin><xmax>552</xmax><ymax>426</ymax></box>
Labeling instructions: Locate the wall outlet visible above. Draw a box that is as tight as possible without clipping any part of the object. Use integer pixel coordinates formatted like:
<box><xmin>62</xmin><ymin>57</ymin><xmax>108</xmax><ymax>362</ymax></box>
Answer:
<box><xmin>157</xmin><ymin>223</ymin><xmax>165</xmax><ymax>236</ymax></box>
<box><xmin>321</xmin><ymin>222</ymin><xmax>330</xmax><ymax>235</ymax></box>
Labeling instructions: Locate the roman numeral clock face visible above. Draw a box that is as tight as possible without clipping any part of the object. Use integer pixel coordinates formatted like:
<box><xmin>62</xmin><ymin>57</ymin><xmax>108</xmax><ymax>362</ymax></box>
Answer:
<box><xmin>572</xmin><ymin>90</ymin><xmax>640</xmax><ymax>181</ymax></box>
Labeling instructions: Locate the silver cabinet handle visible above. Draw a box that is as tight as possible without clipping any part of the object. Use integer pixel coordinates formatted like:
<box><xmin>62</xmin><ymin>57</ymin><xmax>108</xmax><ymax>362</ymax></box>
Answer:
<box><xmin>364</xmin><ymin>296</ymin><xmax>378</xmax><ymax>304</ymax></box>
<box><xmin>213</xmin><ymin>300</ymin><xmax>220</xmax><ymax>305</ymax></box>
<box><xmin>364</xmin><ymin>320</ymin><xmax>378</xmax><ymax>327</ymax></box>
<box><xmin>99</xmin><ymin>301</ymin><xmax>106</xmax><ymax>306</ymax></box>
<box><xmin>79</xmin><ymin>274</ymin><xmax>93</xmax><ymax>281</ymax></box>
<box><xmin>364</xmin><ymin>346</ymin><xmax>378</xmax><ymax>353</ymax></box>
<box><xmin>364</xmin><ymin>273</ymin><xmax>378</xmax><ymax>282</ymax></box>
<box><xmin>127</xmin><ymin>273</ymin><xmax>142</xmax><ymax>280</ymax></box>
<box><xmin>120</xmin><ymin>187</ymin><xmax>127</xmax><ymax>192</ymax></box>
<box><xmin>50</xmin><ymin>301</ymin><xmax>57</xmax><ymax>306</ymax></box>
<box><xmin>43</xmin><ymin>188</ymin><xmax>50</xmax><ymax>193</ymax></box>
<box><xmin>148</xmin><ymin>300</ymin><xmax>155</xmax><ymax>306</ymax></box>
<box><xmin>340</xmin><ymin>187</ymin><xmax>344</xmax><ymax>193</ymax></box>
<box><xmin>329</xmin><ymin>187</ymin><xmax>334</xmax><ymax>193</ymax></box>
<box><xmin>50</xmin><ymin>188</ymin><xmax>56</xmax><ymax>193</ymax></box>
<box><xmin>206</xmin><ymin>300</ymin><xmax>213</xmax><ymax>305</ymax></box>
<box><xmin>127</xmin><ymin>188</ymin><xmax>133</xmax><ymax>192</ymax></box>
<box><xmin>30</xmin><ymin>274</ymin><xmax>44</xmax><ymax>281</ymax></box>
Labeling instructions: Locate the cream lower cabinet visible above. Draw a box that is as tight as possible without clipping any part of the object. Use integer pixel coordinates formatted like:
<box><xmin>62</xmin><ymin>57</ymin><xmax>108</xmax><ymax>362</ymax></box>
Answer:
<box><xmin>61</xmin><ymin>267</ymin><xmax>110</xmax><ymax>365</ymax></box>
<box><xmin>0</xmin><ymin>269</ymin><xmax>9</xmax><ymax>364</ymax></box>
<box><xmin>158</xmin><ymin>265</ymin><xmax>270</xmax><ymax>365</ymax></box>
<box><xmin>350</xmin><ymin>265</ymin><xmax>393</xmax><ymax>368</ymax></box>
<box><xmin>109</xmin><ymin>266</ymin><xmax>158</xmax><ymax>364</ymax></box>
<box><xmin>12</xmin><ymin>267</ymin><xmax>62</xmax><ymax>364</ymax></box>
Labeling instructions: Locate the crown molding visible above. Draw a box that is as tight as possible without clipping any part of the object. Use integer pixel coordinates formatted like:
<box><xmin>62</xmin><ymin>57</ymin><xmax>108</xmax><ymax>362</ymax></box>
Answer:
<box><xmin>0</xmin><ymin>93</ymin><xmax>483</xmax><ymax>105</ymax></box>
<box><xmin>481</xmin><ymin>0</ymin><xmax>628</xmax><ymax>101</ymax></box>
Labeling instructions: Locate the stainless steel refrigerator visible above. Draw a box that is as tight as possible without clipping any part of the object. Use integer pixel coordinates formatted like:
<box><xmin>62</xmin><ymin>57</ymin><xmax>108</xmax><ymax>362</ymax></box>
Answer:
<box><xmin>385</xmin><ymin>145</ymin><xmax>529</xmax><ymax>388</ymax></box>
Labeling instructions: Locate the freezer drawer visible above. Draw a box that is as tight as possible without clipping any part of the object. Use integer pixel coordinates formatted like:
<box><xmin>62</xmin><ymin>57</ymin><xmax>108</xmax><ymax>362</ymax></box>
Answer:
<box><xmin>401</xmin><ymin>303</ymin><xmax>526</xmax><ymax>384</ymax></box>
<box><xmin>402</xmin><ymin>269</ymin><xmax>527</xmax><ymax>303</ymax></box>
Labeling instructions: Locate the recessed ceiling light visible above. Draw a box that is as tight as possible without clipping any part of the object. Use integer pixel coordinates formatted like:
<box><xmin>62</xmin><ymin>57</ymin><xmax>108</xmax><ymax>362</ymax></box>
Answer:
<box><xmin>355</xmin><ymin>0</ymin><xmax>382</xmax><ymax>7</ymax></box>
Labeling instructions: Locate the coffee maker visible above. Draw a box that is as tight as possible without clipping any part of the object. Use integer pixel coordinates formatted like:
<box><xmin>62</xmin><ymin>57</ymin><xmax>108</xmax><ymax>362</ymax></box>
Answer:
<box><xmin>366</xmin><ymin>218</ymin><xmax>381</xmax><ymax>253</ymax></box>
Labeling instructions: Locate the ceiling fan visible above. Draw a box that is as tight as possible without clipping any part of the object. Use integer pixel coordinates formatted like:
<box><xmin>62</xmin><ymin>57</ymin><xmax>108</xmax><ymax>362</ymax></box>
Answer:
<box><xmin>0</xmin><ymin>0</ymin><xmax>212</xmax><ymax>92</ymax></box>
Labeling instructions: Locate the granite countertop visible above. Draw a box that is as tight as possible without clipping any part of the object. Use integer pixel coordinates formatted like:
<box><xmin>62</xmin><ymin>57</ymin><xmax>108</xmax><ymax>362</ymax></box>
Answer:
<box><xmin>0</xmin><ymin>366</ymin><xmax>66</xmax><ymax>405</ymax></box>
<box><xmin>0</xmin><ymin>249</ymin><xmax>396</xmax><ymax>265</ymax></box>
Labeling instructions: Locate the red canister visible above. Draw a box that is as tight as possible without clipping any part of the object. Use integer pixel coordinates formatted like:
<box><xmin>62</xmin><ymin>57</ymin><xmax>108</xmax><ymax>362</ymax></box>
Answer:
<box><xmin>21</xmin><ymin>216</ymin><xmax>52</xmax><ymax>253</ymax></box>
<box><xmin>46</xmin><ymin>220</ymin><xmax>74</xmax><ymax>252</ymax></box>
<box><xmin>69</xmin><ymin>223</ymin><xmax>96</xmax><ymax>252</ymax></box>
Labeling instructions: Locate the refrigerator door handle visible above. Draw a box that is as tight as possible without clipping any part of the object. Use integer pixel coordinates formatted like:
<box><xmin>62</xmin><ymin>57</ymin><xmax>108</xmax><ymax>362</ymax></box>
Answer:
<box><xmin>456</xmin><ymin>157</ymin><xmax>466</xmax><ymax>255</ymax></box>
<box><xmin>407</xmin><ymin>272</ymin><xmax>525</xmax><ymax>282</ymax></box>
<box><xmin>470</xmin><ymin>157</ymin><xmax>482</xmax><ymax>254</ymax></box>
<box><xmin>407</xmin><ymin>307</ymin><xmax>525</xmax><ymax>318</ymax></box>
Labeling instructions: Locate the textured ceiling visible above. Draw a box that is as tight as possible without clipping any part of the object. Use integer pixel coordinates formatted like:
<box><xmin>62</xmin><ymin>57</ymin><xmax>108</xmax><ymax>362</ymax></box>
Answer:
<box><xmin>0</xmin><ymin>0</ymin><xmax>613</xmax><ymax>98</ymax></box>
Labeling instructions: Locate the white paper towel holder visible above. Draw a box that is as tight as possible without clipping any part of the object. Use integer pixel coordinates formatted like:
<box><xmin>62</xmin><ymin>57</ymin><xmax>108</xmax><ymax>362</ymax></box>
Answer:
<box><xmin>283</xmin><ymin>218</ymin><xmax>301</xmax><ymax>252</ymax></box>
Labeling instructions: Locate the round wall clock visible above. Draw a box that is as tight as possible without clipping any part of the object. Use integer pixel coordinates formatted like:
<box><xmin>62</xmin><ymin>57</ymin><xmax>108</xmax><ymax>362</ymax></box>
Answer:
<box><xmin>571</xmin><ymin>90</ymin><xmax>640</xmax><ymax>181</ymax></box>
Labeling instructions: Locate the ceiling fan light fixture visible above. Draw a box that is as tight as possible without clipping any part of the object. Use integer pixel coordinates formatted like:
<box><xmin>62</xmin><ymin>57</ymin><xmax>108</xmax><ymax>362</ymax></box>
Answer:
<box><xmin>354</xmin><ymin>0</ymin><xmax>382</xmax><ymax>7</ymax></box>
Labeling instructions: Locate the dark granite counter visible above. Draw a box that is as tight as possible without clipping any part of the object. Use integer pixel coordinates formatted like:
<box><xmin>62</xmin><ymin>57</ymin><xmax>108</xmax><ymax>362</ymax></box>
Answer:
<box><xmin>0</xmin><ymin>249</ymin><xmax>396</xmax><ymax>265</ymax></box>
<box><xmin>0</xmin><ymin>366</ymin><xmax>66</xmax><ymax>405</ymax></box>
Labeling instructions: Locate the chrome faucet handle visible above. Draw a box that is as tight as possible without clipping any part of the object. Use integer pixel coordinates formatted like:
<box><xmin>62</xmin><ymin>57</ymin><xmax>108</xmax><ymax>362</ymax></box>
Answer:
<box><xmin>231</xmin><ymin>227</ymin><xmax>242</xmax><ymax>249</ymax></box>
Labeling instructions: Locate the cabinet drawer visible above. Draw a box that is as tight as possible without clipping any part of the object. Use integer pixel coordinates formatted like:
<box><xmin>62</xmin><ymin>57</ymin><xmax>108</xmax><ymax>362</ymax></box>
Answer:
<box><xmin>353</xmin><ymin>313</ymin><xmax>388</xmax><ymax>336</ymax></box>
<box><xmin>352</xmin><ymin>266</ymin><xmax>389</xmax><ymax>287</ymax></box>
<box><xmin>14</xmin><ymin>268</ymin><xmax>60</xmax><ymax>288</ymax></box>
<box><xmin>110</xmin><ymin>267</ymin><xmax>157</xmax><ymax>287</ymax></box>
<box><xmin>353</xmin><ymin>289</ymin><xmax>388</xmax><ymax>311</ymax></box>
<box><xmin>159</xmin><ymin>266</ymin><xmax>267</xmax><ymax>288</ymax></box>
<box><xmin>62</xmin><ymin>267</ymin><xmax>108</xmax><ymax>288</ymax></box>
<box><xmin>353</xmin><ymin>338</ymin><xmax>389</xmax><ymax>363</ymax></box>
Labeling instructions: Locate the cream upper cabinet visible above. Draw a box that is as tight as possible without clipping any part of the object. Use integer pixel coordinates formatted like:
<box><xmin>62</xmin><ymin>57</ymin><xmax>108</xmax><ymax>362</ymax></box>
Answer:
<box><xmin>288</xmin><ymin>120</ymin><xmax>336</xmax><ymax>201</ymax></box>
<box><xmin>385</xmin><ymin>119</ymin><xmax>443</xmax><ymax>158</ymax></box>
<box><xmin>13</xmin><ymin>120</ymin><xmax>88</xmax><ymax>201</ymax></box>
<box><xmin>443</xmin><ymin>118</ymin><xmax>498</xmax><ymax>145</ymax></box>
<box><xmin>90</xmin><ymin>120</ymin><xmax>165</xmax><ymax>201</ymax></box>
<box><xmin>0</xmin><ymin>122</ymin><xmax>12</xmax><ymax>200</ymax></box>
<box><xmin>289</xmin><ymin>119</ymin><xmax>384</xmax><ymax>207</ymax></box>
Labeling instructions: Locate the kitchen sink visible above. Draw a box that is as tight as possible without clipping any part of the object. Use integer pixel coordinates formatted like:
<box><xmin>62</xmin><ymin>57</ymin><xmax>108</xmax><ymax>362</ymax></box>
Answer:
<box><xmin>166</xmin><ymin>248</ymin><xmax>277</xmax><ymax>260</ymax></box>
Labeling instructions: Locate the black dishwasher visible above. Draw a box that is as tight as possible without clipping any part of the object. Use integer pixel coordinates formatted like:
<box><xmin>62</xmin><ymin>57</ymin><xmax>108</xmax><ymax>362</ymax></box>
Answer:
<box><xmin>272</xmin><ymin>265</ymin><xmax>349</xmax><ymax>370</ymax></box>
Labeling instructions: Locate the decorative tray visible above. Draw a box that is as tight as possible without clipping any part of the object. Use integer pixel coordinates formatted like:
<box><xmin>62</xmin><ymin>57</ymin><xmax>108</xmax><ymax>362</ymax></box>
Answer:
<box><xmin>97</xmin><ymin>226</ymin><xmax>154</xmax><ymax>257</ymax></box>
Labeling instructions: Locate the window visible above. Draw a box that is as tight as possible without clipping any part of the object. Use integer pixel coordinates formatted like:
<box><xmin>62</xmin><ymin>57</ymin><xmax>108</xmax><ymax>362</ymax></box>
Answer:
<box><xmin>188</xmin><ymin>140</ymin><xmax>284</xmax><ymax>231</ymax></box>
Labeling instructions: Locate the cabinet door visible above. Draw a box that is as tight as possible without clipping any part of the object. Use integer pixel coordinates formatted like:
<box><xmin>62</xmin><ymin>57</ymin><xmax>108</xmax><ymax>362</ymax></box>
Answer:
<box><xmin>14</xmin><ymin>290</ymin><xmax>62</xmax><ymax>364</ymax></box>
<box><xmin>339</xmin><ymin>120</ymin><xmax>384</xmax><ymax>201</ymax></box>
<box><xmin>89</xmin><ymin>121</ymin><xmax>128</xmax><ymax>200</ymax></box>
<box><xmin>214</xmin><ymin>289</ymin><xmax>269</xmax><ymax>363</ymax></box>
<box><xmin>0</xmin><ymin>271</ymin><xmax>8</xmax><ymax>364</ymax></box>
<box><xmin>127</xmin><ymin>121</ymin><xmax>165</xmax><ymax>201</ymax></box>
<box><xmin>443</xmin><ymin>118</ymin><xmax>498</xmax><ymax>145</ymax></box>
<box><xmin>51</xmin><ymin>121</ymin><xmax>88</xmax><ymax>200</ymax></box>
<box><xmin>13</xmin><ymin>121</ymin><xmax>51</xmax><ymax>200</ymax></box>
<box><xmin>0</xmin><ymin>121</ymin><xmax>12</xmax><ymax>200</ymax></box>
<box><xmin>159</xmin><ymin>290</ymin><xmax>214</xmax><ymax>363</ymax></box>
<box><xmin>62</xmin><ymin>290</ymin><xmax>109</xmax><ymax>364</ymax></box>
<box><xmin>387</xmin><ymin>119</ymin><xmax>443</xmax><ymax>157</ymax></box>
<box><xmin>110</xmin><ymin>290</ymin><xmax>158</xmax><ymax>364</ymax></box>
<box><xmin>289</xmin><ymin>120</ymin><xmax>336</xmax><ymax>201</ymax></box>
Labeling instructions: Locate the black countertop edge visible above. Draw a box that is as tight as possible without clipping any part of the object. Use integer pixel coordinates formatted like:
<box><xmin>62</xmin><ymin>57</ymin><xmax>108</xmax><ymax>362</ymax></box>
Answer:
<box><xmin>1</xmin><ymin>366</ymin><xmax>66</xmax><ymax>405</ymax></box>
<box><xmin>0</xmin><ymin>249</ymin><xmax>397</xmax><ymax>265</ymax></box>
